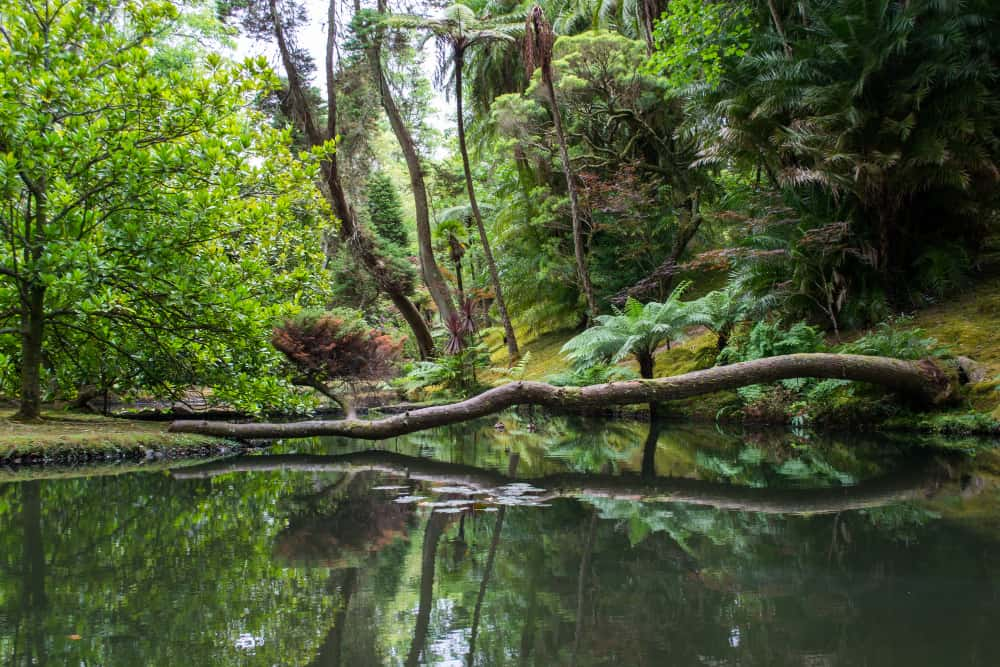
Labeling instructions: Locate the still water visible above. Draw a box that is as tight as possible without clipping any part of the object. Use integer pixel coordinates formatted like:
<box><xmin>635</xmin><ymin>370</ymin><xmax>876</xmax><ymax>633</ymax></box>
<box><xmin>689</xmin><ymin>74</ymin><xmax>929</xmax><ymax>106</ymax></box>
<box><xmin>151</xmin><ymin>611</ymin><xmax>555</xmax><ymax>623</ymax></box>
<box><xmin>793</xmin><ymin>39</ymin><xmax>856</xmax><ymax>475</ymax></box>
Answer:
<box><xmin>1</xmin><ymin>414</ymin><xmax>998</xmax><ymax>665</ymax></box>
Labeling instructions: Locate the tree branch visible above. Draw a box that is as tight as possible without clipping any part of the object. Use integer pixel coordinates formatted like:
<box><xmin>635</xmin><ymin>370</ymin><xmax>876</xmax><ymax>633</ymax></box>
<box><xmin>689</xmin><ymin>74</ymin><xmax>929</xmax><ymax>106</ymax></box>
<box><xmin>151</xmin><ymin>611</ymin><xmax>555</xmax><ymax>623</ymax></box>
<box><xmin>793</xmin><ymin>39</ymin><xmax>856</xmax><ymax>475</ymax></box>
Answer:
<box><xmin>170</xmin><ymin>353</ymin><xmax>957</xmax><ymax>440</ymax></box>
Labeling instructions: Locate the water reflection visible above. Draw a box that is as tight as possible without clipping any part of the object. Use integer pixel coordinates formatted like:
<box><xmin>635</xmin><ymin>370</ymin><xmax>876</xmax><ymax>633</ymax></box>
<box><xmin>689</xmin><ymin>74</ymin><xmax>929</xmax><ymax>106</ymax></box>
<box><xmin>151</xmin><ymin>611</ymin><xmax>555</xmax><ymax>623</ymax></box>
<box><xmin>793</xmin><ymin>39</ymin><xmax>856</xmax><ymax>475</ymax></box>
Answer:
<box><xmin>0</xmin><ymin>418</ymin><xmax>998</xmax><ymax>665</ymax></box>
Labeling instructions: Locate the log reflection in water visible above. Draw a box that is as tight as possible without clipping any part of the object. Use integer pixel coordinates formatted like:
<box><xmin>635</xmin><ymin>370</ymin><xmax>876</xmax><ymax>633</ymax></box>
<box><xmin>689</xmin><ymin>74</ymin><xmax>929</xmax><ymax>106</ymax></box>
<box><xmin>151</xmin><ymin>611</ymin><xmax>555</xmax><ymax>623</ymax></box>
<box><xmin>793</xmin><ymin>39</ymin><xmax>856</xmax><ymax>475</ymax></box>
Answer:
<box><xmin>172</xmin><ymin>450</ymin><xmax>956</xmax><ymax>515</ymax></box>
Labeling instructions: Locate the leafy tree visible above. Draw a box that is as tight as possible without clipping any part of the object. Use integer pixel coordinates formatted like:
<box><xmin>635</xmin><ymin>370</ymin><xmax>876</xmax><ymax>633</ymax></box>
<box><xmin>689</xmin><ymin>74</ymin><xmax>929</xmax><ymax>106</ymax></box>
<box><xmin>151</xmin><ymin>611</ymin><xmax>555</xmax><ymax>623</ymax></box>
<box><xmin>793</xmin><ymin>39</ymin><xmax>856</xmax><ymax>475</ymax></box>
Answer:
<box><xmin>694</xmin><ymin>0</ymin><xmax>1000</xmax><ymax>302</ymax></box>
<box><xmin>0</xmin><ymin>0</ymin><xmax>326</xmax><ymax>417</ymax></box>
<box><xmin>488</xmin><ymin>31</ymin><xmax>708</xmax><ymax>324</ymax></box>
<box><xmin>689</xmin><ymin>282</ymin><xmax>760</xmax><ymax>351</ymax></box>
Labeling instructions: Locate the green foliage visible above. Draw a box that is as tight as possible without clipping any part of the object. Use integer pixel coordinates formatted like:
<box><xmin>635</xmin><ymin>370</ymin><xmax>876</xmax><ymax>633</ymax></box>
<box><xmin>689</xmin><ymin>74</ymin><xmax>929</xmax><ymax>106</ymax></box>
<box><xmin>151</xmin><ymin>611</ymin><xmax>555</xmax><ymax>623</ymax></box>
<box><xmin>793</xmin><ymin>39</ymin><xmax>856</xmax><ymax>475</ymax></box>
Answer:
<box><xmin>545</xmin><ymin>363</ymin><xmax>638</xmax><ymax>387</ymax></box>
<box><xmin>718</xmin><ymin>321</ymin><xmax>826</xmax><ymax>365</ymax></box>
<box><xmin>561</xmin><ymin>282</ymin><xmax>696</xmax><ymax>377</ymax></box>
<box><xmin>486</xmin><ymin>30</ymin><xmax>707</xmax><ymax>328</ymax></box>
<box><xmin>491</xmin><ymin>351</ymin><xmax>533</xmax><ymax>381</ymax></box>
<box><xmin>397</xmin><ymin>343</ymin><xmax>489</xmax><ymax>397</ymax></box>
<box><xmin>646</xmin><ymin>0</ymin><xmax>753</xmax><ymax>88</ymax></box>
<box><xmin>0</xmin><ymin>0</ymin><xmax>334</xmax><ymax>413</ymax></box>
<box><xmin>840</xmin><ymin>317</ymin><xmax>948</xmax><ymax>360</ymax></box>
<box><xmin>694</xmin><ymin>0</ymin><xmax>1000</xmax><ymax>307</ymax></box>
<box><xmin>688</xmin><ymin>282</ymin><xmax>760</xmax><ymax>348</ymax></box>
<box><xmin>365</xmin><ymin>172</ymin><xmax>410</xmax><ymax>248</ymax></box>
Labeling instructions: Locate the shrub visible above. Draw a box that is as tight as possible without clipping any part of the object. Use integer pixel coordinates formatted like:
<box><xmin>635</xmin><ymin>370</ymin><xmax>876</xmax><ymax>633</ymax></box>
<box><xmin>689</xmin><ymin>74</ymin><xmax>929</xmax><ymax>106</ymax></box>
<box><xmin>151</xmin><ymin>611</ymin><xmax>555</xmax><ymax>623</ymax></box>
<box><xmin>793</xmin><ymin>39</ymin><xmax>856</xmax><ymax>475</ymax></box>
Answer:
<box><xmin>272</xmin><ymin>309</ymin><xmax>403</xmax><ymax>414</ymax></box>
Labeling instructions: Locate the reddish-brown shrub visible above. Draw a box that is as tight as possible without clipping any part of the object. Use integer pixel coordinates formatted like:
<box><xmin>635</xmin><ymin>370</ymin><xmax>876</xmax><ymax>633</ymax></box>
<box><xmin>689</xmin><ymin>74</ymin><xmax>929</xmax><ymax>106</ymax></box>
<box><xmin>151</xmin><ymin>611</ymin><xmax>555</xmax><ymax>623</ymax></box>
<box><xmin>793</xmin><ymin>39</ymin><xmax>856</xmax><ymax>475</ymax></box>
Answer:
<box><xmin>272</xmin><ymin>309</ymin><xmax>403</xmax><ymax>383</ymax></box>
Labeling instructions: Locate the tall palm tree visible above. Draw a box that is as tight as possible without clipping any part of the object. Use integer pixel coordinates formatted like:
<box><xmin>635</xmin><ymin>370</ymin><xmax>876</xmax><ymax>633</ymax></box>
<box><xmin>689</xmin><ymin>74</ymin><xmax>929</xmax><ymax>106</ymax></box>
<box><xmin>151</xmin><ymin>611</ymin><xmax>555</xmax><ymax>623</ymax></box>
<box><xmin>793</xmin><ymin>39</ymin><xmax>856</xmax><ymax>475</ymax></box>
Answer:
<box><xmin>525</xmin><ymin>4</ymin><xmax>597</xmax><ymax>322</ymax></box>
<box><xmin>394</xmin><ymin>4</ymin><xmax>521</xmax><ymax>359</ymax></box>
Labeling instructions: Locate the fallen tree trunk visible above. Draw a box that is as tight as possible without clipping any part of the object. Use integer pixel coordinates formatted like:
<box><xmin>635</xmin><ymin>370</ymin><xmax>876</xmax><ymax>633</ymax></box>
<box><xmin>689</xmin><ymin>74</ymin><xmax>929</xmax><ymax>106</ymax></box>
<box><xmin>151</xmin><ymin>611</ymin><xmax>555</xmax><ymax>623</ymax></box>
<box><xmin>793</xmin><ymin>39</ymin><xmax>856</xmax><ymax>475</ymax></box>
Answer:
<box><xmin>169</xmin><ymin>353</ymin><xmax>955</xmax><ymax>440</ymax></box>
<box><xmin>170</xmin><ymin>450</ymin><xmax>952</xmax><ymax>515</ymax></box>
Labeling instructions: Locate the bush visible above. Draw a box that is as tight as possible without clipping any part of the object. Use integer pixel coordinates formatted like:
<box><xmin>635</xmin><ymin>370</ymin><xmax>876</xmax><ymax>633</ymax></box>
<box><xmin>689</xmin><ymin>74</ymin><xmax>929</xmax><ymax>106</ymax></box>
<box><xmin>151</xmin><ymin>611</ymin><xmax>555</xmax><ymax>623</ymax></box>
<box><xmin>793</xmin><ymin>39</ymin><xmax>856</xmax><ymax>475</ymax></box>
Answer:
<box><xmin>272</xmin><ymin>308</ymin><xmax>403</xmax><ymax>384</ymax></box>
<box><xmin>546</xmin><ymin>364</ymin><xmax>638</xmax><ymax>387</ymax></box>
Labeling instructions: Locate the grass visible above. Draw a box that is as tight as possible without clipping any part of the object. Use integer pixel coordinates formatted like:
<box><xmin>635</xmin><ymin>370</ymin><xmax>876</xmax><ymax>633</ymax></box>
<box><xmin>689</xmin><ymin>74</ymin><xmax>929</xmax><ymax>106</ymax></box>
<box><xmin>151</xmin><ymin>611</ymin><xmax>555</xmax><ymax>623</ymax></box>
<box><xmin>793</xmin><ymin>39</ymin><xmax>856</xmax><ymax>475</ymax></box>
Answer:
<box><xmin>0</xmin><ymin>409</ymin><xmax>223</xmax><ymax>463</ymax></box>
<box><xmin>484</xmin><ymin>328</ymin><xmax>581</xmax><ymax>382</ymax></box>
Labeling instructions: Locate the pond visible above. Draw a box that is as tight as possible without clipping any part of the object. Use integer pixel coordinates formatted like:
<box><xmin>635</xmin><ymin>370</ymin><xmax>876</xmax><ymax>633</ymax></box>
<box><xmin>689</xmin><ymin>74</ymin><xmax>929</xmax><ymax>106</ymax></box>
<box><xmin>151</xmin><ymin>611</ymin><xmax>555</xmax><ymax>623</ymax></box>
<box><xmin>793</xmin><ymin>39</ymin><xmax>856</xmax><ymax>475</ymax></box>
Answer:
<box><xmin>1</xmin><ymin>413</ymin><xmax>998</xmax><ymax>665</ymax></box>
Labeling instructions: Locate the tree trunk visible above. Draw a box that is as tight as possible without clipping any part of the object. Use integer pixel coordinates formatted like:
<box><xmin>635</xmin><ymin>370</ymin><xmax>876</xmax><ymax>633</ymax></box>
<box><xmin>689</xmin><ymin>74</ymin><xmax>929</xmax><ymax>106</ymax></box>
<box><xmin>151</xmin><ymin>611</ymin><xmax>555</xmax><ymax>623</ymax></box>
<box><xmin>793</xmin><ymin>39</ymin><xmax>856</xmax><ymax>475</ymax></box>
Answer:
<box><xmin>21</xmin><ymin>481</ymin><xmax>48</xmax><ymax>665</ymax></box>
<box><xmin>767</xmin><ymin>0</ymin><xmax>793</xmax><ymax>57</ymax></box>
<box><xmin>455</xmin><ymin>51</ymin><xmax>519</xmax><ymax>360</ymax></box>
<box><xmin>269</xmin><ymin>0</ymin><xmax>434</xmax><ymax>358</ymax></box>
<box><xmin>171</xmin><ymin>353</ymin><xmax>958</xmax><ymax>440</ymax></box>
<box><xmin>16</xmin><ymin>284</ymin><xmax>46</xmax><ymax>420</ymax></box>
<box><xmin>571</xmin><ymin>509</ymin><xmax>598</xmax><ymax>666</ymax></box>
<box><xmin>636</xmin><ymin>350</ymin><xmax>658</xmax><ymax>419</ymax></box>
<box><xmin>307</xmin><ymin>568</ymin><xmax>357</xmax><ymax>667</ymax></box>
<box><xmin>173</xmin><ymin>449</ymin><xmax>952</xmax><ymax>516</ymax></box>
<box><xmin>542</xmin><ymin>66</ymin><xmax>597</xmax><ymax>322</ymax></box>
<box><xmin>369</xmin><ymin>0</ymin><xmax>456</xmax><ymax>324</ymax></box>
<box><xmin>641</xmin><ymin>420</ymin><xmax>661</xmax><ymax>478</ymax></box>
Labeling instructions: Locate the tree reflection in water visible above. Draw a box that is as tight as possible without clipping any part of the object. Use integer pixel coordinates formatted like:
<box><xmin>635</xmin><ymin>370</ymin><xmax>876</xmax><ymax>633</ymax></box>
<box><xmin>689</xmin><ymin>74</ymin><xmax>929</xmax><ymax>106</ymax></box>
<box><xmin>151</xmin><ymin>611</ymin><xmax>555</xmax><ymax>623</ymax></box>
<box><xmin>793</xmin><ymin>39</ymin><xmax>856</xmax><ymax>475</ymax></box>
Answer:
<box><xmin>1</xmin><ymin>420</ymin><xmax>999</xmax><ymax>665</ymax></box>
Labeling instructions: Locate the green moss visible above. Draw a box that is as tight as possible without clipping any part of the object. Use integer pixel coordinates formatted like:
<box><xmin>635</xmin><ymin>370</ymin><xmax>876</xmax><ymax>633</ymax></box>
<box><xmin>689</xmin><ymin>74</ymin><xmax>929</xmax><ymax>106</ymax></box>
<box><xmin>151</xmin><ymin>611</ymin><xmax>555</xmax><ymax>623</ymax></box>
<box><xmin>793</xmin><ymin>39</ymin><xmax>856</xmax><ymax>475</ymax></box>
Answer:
<box><xmin>485</xmin><ymin>328</ymin><xmax>578</xmax><ymax>381</ymax></box>
<box><xmin>0</xmin><ymin>409</ymin><xmax>223</xmax><ymax>463</ymax></box>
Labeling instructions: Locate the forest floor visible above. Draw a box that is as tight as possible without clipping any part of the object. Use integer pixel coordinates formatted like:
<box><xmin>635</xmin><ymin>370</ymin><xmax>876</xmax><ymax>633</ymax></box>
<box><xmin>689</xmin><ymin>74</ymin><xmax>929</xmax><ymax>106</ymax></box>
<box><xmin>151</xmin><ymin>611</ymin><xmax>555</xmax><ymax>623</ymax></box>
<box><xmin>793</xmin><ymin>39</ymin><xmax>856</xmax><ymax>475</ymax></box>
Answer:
<box><xmin>4</xmin><ymin>278</ymin><xmax>1000</xmax><ymax>459</ymax></box>
<box><xmin>0</xmin><ymin>410</ymin><xmax>229</xmax><ymax>465</ymax></box>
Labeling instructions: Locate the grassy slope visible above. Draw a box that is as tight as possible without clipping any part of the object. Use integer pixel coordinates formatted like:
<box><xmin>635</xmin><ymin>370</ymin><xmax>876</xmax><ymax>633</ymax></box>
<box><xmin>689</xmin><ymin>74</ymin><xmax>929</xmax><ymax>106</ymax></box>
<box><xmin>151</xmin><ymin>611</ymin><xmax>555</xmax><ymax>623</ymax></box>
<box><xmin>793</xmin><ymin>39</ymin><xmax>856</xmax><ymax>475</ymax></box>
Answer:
<box><xmin>0</xmin><ymin>409</ymin><xmax>222</xmax><ymax>463</ymax></box>
<box><xmin>484</xmin><ymin>277</ymin><xmax>1000</xmax><ymax>427</ymax></box>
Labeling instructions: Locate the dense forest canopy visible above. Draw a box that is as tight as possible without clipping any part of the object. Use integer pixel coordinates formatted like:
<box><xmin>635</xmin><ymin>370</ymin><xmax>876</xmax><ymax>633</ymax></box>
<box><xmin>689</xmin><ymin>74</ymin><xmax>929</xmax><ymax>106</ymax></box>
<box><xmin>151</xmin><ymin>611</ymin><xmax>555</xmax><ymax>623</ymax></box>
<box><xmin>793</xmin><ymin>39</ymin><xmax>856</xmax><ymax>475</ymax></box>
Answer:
<box><xmin>1</xmin><ymin>0</ymin><xmax>997</xmax><ymax>418</ymax></box>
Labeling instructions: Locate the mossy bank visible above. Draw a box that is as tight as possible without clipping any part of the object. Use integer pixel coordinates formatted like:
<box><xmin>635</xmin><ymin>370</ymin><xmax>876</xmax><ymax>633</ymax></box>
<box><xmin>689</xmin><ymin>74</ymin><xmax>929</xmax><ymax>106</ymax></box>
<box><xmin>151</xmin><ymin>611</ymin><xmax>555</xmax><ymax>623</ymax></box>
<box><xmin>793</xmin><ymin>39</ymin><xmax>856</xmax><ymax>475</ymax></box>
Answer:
<box><xmin>0</xmin><ymin>410</ymin><xmax>239</xmax><ymax>466</ymax></box>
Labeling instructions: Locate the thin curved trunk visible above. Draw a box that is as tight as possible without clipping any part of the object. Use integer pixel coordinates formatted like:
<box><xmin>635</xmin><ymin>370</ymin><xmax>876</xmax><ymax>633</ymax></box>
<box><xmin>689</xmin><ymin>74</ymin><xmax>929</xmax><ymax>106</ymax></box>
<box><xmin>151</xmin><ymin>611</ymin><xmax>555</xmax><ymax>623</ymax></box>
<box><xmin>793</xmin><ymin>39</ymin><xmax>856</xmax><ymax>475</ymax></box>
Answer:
<box><xmin>269</xmin><ymin>0</ymin><xmax>434</xmax><ymax>358</ymax></box>
<box><xmin>171</xmin><ymin>353</ymin><xmax>958</xmax><ymax>440</ymax></box>
<box><xmin>369</xmin><ymin>0</ymin><xmax>455</xmax><ymax>324</ymax></box>
<box><xmin>455</xmin><ymin>50</ymin><xmax>519</xmax><ymax>359</ymax></box>
<box><xmin>541</xmin><ymin>65</ymin><xmax>597</xmax><ymax>322</ymax></box>
<box><xmin>767</xmin><ymin>0</ymin><xmax>792</xmax><ymax>57</ymax></box>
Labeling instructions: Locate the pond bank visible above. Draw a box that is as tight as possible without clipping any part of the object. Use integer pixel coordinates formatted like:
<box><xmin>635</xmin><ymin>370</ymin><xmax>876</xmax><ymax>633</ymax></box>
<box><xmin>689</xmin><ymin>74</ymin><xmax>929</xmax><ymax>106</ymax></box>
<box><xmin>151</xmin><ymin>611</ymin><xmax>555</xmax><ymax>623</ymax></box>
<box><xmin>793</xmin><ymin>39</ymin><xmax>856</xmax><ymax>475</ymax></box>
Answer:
<box><xmin>0</xmin><ymin>410</ymin><xmax>243</xmax><ymax>466</ymax></box>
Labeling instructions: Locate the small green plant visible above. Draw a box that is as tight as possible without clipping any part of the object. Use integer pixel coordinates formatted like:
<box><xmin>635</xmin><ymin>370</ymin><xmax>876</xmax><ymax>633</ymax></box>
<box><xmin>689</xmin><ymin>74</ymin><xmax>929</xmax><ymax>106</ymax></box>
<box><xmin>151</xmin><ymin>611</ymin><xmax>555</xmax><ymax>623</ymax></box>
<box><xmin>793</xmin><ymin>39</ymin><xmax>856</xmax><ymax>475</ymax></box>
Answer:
<box><xmin>491</xmin><ymin>352</ymin><xmax>533</xmax><ymax>381</ymax></box>
<box><xmin>838</xmin><ymin>316</ymin><xmax>948</xmax><ymax>360</ymax></box>
<box><xmin>718</xmin><ymin>320</ymin><xmax>826</xmax><ymax>365</ymax></box>
<box><xmin>545</xmin><ymin>364</ymin><xmax>639</xmax><ymax>387</ymax></box>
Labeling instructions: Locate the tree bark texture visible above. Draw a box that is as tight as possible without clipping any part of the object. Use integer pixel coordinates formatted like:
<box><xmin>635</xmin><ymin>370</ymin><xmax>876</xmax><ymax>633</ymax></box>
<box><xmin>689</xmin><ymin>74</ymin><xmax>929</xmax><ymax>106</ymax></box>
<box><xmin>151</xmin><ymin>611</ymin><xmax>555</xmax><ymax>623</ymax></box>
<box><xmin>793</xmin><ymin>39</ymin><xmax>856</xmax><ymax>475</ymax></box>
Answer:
<box><xmin>171</xmin><ymin>450</ymin><xmax>952</xmax><ymax>516</ymax></box>
<box><xmin>170</xmin><ymin>353</ymin><xmax>956</xmax><ymax>440</ymax></box>
<box><xmin>369</xmin><ymin>0</ymin><xmax>456</xmax><ymax>324</ymax></box>
<box><xmin>541</xmin><ymin>63</ymin><xmax>596</xmax><ymax>322</ymax></box>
